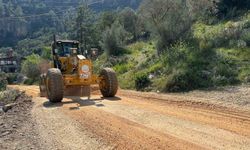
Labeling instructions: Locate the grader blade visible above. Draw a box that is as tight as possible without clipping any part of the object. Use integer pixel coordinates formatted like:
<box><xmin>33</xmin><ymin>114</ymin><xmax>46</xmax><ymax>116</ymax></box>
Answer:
<box><xmin>64</xmin><ymin>86</ymin><xmax>91</xmax><ymax>97</ymax></box>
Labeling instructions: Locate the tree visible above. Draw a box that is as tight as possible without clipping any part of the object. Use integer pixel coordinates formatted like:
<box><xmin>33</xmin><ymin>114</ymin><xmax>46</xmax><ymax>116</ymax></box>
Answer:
<box><xmin>118</xmin><ymin>7</ymin><xmax>138</xmax><ymax>41</ymax></box>
<box><xmin>21</xmin><ymin>54</ymin><xmax>43</xmax><ymax>81</ymax></box>
<box><xmin>186</xmin><ymin>0</ymin><xmax>217</xmax><ymax>22</ymax></box>
<box><xmin>100</xmin><ymin>21</ymin><xmax>129</xmax><ymax>56</ymax></box>
<box><xmin>216</xmin><ymin>0</ymin><xmax>250</xmax><ymax>18</ymax></box>
<box><xmin>63</xmin><ymin>7</ymin><xmax>76</xmax><ymax>32</ymax></box>
<box><xmin>74</xmin><ymin>4</ymin><xmax>95</xmax><ymax>50</ymax></box>
<box><xmin>0</xmin><ymin>0</ymin><xmax>4</xmax><ymax>16</ymax></box>
<box><xmin>14</xmin><ymin>6</ymin><xmax>27</xmax><ymax>37</ymax></box>
<box><xmin>139</xmin><ymin>0</ymin><xmax>193</xmax><ymax>55</ymax></box>
<box><xmin>97</xmin><ymin>11</ymin><xmax>117</xmax><ymax>31</ymax></box>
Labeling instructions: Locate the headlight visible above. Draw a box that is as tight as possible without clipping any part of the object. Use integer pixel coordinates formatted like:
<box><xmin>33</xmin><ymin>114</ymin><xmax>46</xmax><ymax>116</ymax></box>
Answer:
<box><xmin>82</xmin><ymin>65</ymin><xmax>89</xmax><ymax>72</ymax></box>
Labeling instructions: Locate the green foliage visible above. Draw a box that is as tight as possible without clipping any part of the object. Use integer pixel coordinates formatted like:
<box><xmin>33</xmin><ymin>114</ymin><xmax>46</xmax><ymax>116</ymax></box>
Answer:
<box><xmin>5</xmin><ymin>73</ymin><xmax>18</xmax><ymax>84</ymax></box>
<box><xmin>21</xmin><ymin>54</ymin><xmax>43</xmax><ymax>83</ymax></box>
<box><xmin>216</xmin><ymin>0</ymin><xmax>250</xmax><ymax>18</ymax></box>
<box><xmin>193</xmin><ymin>17</ymin><xmax>250</xmax><ymax>49</ymax></box>
<box><xmin>0</xmin><ymin>89</ymin><xmax>25</xmax><ymax>105</ymax></box>
<box><xmin>41</xmin><ymin>46</ymin><xmax>52</xmax><ymax>60</ymax></box>
<box><xmin>239</xmin><ymin>68</ymin><xmax>250</xmax><ymax>83</ymax></box>
<box><xmin>135</xmin><ymin>72</ymin><xmax>151</xmax><ymax>91</ymax></box>
<box><xmin>101</xmin><ymin>21</ymin><xmax>129</xmax><ymax>56</ymax></box>
<box><xmin>97</xmin><ymin>11</ymin><xmax>117</xmax><ymax>31</ymax></box>
<box><xmin>139</xmin><ymin>0</ymin><xmax>193</xmax><ymax>55</ymax></box>
<box><xmin>161</xmin><ymin>42</ymin><xmax>239</xmax><ymax>92</ymax></box>
<box><xmin>74</xmin><ymin>4</ymin><xmax>96</xmax><ymax>50</ymax></box>
<box><xmin>114</xmin><ymin>63</ymin><xmax>133</xmax><ymax>74</ymax></box>
<box><xmin>0</xmin><ymin>73</ymin><xmax>7</xmax><ymax>91</ymax></box>
<box><xmin>212</xmin><ymin>59</ymin><xmax>239</xmax><ymax>86</ymax></box>
<box><xmin>0</xmin><ymin>0</ymin><xmax>249</xmax><ymax>93</ymax></box>
<box><xmin>23</xmin><ymin>78</ymin><xmax>37</xmax><ymax>85</ymax></box>
<box><xmin>118</xmin><ymin>7</ymin><xmax>139</xmax><ymax>41</ymax></box>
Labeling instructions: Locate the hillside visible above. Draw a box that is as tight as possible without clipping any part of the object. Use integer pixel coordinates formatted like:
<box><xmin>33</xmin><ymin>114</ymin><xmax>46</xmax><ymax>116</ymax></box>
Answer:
<box><xmin>0</xmin><ymin>0</ymin><xmax>142</xmax><ymax>47</ymax></box>
<box><xmin>94</xmin><ymin>12</ymin><xmax>250</xmax><ymax>92</ymax></box>
<box><xmin>0</xmin><ymin>0</ymin><xmax>249</xmax><ymax>92</ymax></box>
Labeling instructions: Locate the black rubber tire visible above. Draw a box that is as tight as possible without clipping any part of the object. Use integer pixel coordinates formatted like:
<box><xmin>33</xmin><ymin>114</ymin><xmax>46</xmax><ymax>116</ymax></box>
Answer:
<box><xmin>99</xmin><ymin>68</ymin><xmax>118</xmax><ymax>97</ymax></box>
<box><xmin>46</xmin><ymin>68</ymin><xmax>64</xmax><ymax>103</ymax></box>
<box><xmin>39</xmin><ymin>74</ymin><xmax>47</xmax><ymax>97</ymax></box>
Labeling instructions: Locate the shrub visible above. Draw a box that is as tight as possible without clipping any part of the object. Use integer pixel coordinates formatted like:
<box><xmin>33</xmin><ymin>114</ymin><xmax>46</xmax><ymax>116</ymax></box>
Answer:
<box><xmin>211</xmin><ymin>59</ymin><xmax>239</xmax><ymax>86</ymax></box>
<box><xmin>164</xmin><ymin>69</ymin><xmax>191</xmax><ymax>92</ymax></box>
<box><xmin>23</xmin><ymin>78</ymin><xmax>36</xmax><ymax>85</ymax></box>
<box><xmin>0</xmin><ymin>89</ymin><xmax>22</xmax><ymax>105</ymax></box>
<box><xmin>21</xmin><ymin>54</ymin><xmax>43</xmax><ymax>82</ymax></box>
<box><xmin>216</xmin><ymin>0</ymin><xmax>250</xmax><ymax>18</ymax></box>
<box><xmin>0</xmin><ymin>73</ymin><xmax>7</xmax><ymax>91</ymax></box>
<box><xmin>100</xmin><ymin>21</ymin><xmax>129</xmax><ymax>56</ymax></box>
<box><xmin>139</xmin><ymin>0</ymin><xmax>193</xmax><ymax>55</ymax></box>
<box><xmin>113</xmin><ymin>63</ymin><xmax>132</xmax><ymax>74</ymax></box>
<box><xmin>6</xmin><ymin>73</ymin><xmax>18</xmax><ymax>84</ymax></box>
<box><xmin>193</xmin><ymin>17</ymin><xmax>250</xmax><ymax>49</ymax></box>
<box><xmin>239</xmin><ymin>68</ymin><xmax>250</xmax><ymax>83</ymax></box>
<box><xmin>135</xmin><ymin>72</ymin><xmax>151</xmax><ymax>91</ymax></box>
<box><xmin>164</xmin><ymin>67</ymin><xmax>213</xmax><ymax>92</ymax></box>
<box><xmin>162</xmin><ymin>41</ymin><xmax>239</xmax><ymax>92</ymax></box>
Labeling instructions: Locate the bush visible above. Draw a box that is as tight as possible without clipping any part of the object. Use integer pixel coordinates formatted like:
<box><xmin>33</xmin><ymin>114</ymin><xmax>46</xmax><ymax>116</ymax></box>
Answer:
<box><xmin>162</xmin><ymin>41</ymin><xmax>239</xmax><ymax>92</ymax></box>
<box><xmin>21</xmin><ymin>54</ymin><xmax>43</xmax><ymax>82</ymax></box>
<box><xmin>6</xmin><ymin>73</ymin><xmax>18</xmax><ymax>84</ymax></box>
<box><xmin>0</xmin><ymin>89</ymin><xmax>23</xmax><ymax>105</ymax></box>
<box><xmin>193</xmin><ymin>17</ymin><xmax>250</xmax><ymax>49</ymax></box>
<box><xmin>135</xmin><ymin>72</ymin><xmax>151</xmax><ymax>91</ymax></box>
<box><xmin>139</xmin><ymin>0</ymin><xmax>193</xmax><ymax>55</ymax></box>
<box><xmin>101</xmin><ymin>21</ymin><xmax>129</xmax><ymax>56</ymax></box>
<box><xmin>216</xmin><ymin>0</ymin><xmax>250</xmax><ymax>18</ymax></box>
<box><xmin>211</xmin><ymin>59</ymin><xmax>239</xmax><ymax>86</ymax></box>
<box><xmin>114</xmin><ymin>63</ymin><xmax>132</xmax><ymax>74</ymax></box>
<box><xmin>23</xmin><ymin>78</ymin><xmax>36</xmax><ymax>85</ymax></box>
<box><xmin>239</xmin><ymin>69</ymin><xmax>250</xmax><ymax>83</ymax></box>
<box><xmin>164</xmin><ymin>69</ymin><xmax>191</xmax><ymax>92</ymax></box>
<box><xmin>0</xmin><ymin>73</ymin><xmax>7</xmax><ymax>91</ymax></box>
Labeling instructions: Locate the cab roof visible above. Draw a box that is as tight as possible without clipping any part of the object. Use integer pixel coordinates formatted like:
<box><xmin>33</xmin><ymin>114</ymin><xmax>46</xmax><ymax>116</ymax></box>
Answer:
<box><xmin>55</xmin><ymin>40</ymin><xmax>80</xmax><ymax>44</ymax></box>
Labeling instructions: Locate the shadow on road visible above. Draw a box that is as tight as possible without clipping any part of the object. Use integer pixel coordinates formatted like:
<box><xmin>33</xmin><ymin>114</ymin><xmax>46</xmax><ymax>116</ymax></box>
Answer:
<box><xmin>43</xmin><ymin>96</ymin><xmax>121</xmax><ymax>109</ymax></box>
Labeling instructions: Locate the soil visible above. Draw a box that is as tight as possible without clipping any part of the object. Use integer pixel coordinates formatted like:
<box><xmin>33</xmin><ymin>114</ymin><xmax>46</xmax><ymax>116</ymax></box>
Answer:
<box><xmin>0</xmin><ymin>90</ymin><xmax>45</xmax><ymax>150</ymax></box>
<box><xmin>3</xmin><ymin>85</ymin><xmax>250</xmax><ymax>150</ymax></box>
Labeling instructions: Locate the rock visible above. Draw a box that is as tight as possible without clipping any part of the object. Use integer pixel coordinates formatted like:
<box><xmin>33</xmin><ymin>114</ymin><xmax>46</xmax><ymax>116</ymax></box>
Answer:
<box><xmin>2</xmin><ymin>103</ymin><xmax>16</xmax><ymax>113</ymax></box>
<box><xmin>0</xmin><ymin>130</ymin><xmax>11</xmax><ymax>137</ymax></box>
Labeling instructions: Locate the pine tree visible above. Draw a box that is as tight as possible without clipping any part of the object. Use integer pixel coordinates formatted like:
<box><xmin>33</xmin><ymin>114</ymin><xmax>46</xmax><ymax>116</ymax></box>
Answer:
<box><xmin>74</xmin><ymin>4</ymin><xmax>95</xmax><ymax>50</ymax></box>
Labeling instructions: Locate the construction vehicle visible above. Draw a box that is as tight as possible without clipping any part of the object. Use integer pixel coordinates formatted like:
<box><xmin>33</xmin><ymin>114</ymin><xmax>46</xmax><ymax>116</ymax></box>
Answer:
<box><xmin>39</xmin><ymin>36</ymin><xmax>118</xmax><ymax>103</ymax></box>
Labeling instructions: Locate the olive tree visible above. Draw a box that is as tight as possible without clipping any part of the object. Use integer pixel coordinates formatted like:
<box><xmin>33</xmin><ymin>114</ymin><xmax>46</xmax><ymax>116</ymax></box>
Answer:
<box><xmin>139</xmin><ymin>0</ymin><xmax>193</xmax><ymax>55</ymax></box>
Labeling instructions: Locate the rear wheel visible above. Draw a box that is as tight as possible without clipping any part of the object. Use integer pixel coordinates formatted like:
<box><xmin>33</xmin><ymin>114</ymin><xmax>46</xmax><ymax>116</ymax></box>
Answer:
<box><xmin>99</xmin><ymin>68</ymin><xmax>118</xmax><ymax>97</ymax></box>
<box><xmin>46</xmin><ymin>68</ymin><xmax>64</xmax><ymax>103</ymax></box>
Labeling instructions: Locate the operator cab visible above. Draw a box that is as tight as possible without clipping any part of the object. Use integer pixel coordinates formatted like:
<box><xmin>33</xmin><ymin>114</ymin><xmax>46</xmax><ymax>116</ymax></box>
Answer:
<box><xmin>52</xmin><ymin>40</ymin><xmax>81</xmax><ymax>57</ymax></box>
<box><xmin>52</xmin><ymin>40</ymin><xmax>87</xmax><ymax>72</ymax></box>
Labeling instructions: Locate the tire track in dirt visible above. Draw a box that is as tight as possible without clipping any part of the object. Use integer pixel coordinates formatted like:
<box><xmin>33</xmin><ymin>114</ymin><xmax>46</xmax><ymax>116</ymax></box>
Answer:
<box><xmin>32</xmin><ymin>97</ymin><xmax>112</xmax><ymax>150</ymax></box>
<box><xmin>61</xmin><ymin>101</ymin><xmax>203</xmax><ymax>150</ymax></box>
<box><xmin>10</xmin><ymin>85</ymin><xmax>250</xmax><ymax>150</ymax></box>
<box><xmin>60</xmin><ymin>96</ymin><xmax>250</xmax><ymax>150</ymax></box>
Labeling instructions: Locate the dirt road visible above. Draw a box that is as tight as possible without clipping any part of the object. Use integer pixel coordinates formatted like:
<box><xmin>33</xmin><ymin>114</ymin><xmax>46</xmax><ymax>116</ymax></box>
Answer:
<box><xmin>10</xmin><ymin>85</ymin><xmax>250</xmax><ymax>150</ymax></box>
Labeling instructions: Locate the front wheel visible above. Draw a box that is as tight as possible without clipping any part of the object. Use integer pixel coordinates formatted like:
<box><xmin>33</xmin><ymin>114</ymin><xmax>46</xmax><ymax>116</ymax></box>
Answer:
<box><xmin>46</xmin><ymin>68</ymin><xmax>64</xmax><ymax>103</ymax></box>
<box><xmin>99</xmin><ymin>68</ymin><xmax>118</xmax><ymax>97</ymax></box>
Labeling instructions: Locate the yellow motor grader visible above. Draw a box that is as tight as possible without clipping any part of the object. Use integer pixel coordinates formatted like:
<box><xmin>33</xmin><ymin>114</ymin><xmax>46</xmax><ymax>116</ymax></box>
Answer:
<box><xmin>39</xmin><ymin>36</ymin><xmax>118</xmax><ymax>103</ymax></box>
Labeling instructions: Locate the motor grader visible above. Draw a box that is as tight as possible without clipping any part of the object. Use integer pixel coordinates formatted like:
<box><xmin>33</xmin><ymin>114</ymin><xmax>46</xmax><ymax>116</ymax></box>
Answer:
<box><xmin>39</xmin><ymin>36</ymin><xmax>118</xmax><ymax>103</ymax></box>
